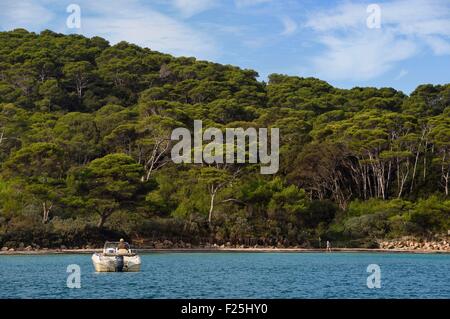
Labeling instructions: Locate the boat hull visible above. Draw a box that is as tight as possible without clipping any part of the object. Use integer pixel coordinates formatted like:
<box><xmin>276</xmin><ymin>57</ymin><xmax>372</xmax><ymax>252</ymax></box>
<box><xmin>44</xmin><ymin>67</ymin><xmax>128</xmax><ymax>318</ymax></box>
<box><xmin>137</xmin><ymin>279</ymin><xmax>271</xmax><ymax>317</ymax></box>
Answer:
<box><xmin>92</xmin><ymin>253</ymin><xmax>141</xmax><ymax>272</ymax></box>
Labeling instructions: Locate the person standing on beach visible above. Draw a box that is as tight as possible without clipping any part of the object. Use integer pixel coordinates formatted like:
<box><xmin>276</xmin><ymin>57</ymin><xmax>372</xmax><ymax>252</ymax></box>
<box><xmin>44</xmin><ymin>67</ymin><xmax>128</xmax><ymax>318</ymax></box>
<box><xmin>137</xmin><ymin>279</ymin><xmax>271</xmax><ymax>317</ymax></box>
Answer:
<box><xmin>326</xmin><ymin>240</ymin><xmax>332</xmax><ymax>252</ymax></box>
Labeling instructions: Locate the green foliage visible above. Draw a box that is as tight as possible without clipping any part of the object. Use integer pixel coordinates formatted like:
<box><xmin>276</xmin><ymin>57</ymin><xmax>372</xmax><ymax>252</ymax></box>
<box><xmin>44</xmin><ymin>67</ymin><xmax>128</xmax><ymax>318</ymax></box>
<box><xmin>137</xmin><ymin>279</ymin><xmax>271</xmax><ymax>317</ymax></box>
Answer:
<box><xmin>67</xmin><ymin>153</ymin><xmax>145</xmax><ymax>227</ymax></box>
<box><xmin>0</xmin><ymin>29</ymin><xmax>449</xmax><ymax>248</ymax></box>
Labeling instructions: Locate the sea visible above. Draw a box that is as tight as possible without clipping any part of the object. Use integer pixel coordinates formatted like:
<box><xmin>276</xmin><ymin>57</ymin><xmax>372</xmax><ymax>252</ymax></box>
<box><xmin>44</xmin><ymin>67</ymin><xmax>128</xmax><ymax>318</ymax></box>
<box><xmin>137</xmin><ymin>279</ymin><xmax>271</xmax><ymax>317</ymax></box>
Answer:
<box><xmin>0</xmin><ymin>252</ymin><xmax>448</xmax><ymax>298</ymax></box>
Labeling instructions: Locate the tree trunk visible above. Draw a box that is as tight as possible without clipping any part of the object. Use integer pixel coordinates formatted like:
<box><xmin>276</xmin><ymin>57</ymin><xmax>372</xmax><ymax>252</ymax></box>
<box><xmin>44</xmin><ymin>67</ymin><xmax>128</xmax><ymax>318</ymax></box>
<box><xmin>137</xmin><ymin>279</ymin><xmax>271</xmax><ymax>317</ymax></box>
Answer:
<box><xmin>386</xmin><ymin>159</ymin><xmax>392</xmax><ymax>196</ymax></box>
<box><xmin>97</xmin><ymin>215</ymin><xmax>106</xmax><ymax>228</ymax></box>
<box><xmin>76</xmin><ymin>83</ymin><xmax>82</xmax><ymax>99</ymax></box>
<box><xmin>208</xmin><ymin>191</ymin><xmax>216</xmax><ymax>225</ymax></box>
<box><xmin>410</xmin><ymin>128</ymin><xmax>427</xmax><ymax>193</ymax></box>
<box><xmin>423</xmin><ymin>140</ymin><xmax>430</xmax><ymax>180</ymax></box>
<box><xmin>42</xmin><ymin>202</ymin><xmax>53</xmax><ymax>224</ymax></box>
<box><xmin>442</xmin><ymin>153</ymin><xmax>449</xmax><ymax>196</ymax></box>
<box><xmin>444</xmin><ymin>171</ymin><xmax>449</xmax><ymax>196</ymax></box>
<box><xmin>97</xmin><ymin>211</ymin><xmax>111</xmax><ymax>228</ymax></box>
<box><xmin>410</xmin><ymin>148</ymin><xmax>420</xmax><ymax>193</ymax></box>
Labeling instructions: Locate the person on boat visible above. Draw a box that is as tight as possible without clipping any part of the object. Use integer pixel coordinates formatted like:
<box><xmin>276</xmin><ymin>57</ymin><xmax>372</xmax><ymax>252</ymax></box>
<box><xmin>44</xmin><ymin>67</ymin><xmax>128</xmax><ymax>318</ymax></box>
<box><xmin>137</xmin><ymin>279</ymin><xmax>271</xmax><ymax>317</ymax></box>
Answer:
<box><xmin>117</xmin><ymin>238</ymin><xmax>129</xmax><ymax>255</ymax></box>
<box><xmin>326</xmin><ymin>240</ymin><xmax>332</xmax><ymax>252</ymax></box>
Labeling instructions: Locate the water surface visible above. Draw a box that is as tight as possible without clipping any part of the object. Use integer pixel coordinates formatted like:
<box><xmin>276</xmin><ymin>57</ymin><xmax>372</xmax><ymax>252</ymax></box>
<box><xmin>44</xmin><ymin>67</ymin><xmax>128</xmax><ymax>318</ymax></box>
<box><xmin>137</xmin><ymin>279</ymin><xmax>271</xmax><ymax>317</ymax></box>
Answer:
<box><xmin>0</xmin><ymin>252</ymin><xmax>448</xmax><ymax>298</ymax></box>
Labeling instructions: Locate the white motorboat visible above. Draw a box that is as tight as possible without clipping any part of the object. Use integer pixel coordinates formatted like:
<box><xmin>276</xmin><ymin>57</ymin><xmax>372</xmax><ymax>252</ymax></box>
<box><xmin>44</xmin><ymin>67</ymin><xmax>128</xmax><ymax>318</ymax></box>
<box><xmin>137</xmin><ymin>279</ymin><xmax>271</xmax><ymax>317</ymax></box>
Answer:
<box><xmin>92</xmin><ymin>241</ymin><xmax>141</xmax><ymax>272</ymax></box>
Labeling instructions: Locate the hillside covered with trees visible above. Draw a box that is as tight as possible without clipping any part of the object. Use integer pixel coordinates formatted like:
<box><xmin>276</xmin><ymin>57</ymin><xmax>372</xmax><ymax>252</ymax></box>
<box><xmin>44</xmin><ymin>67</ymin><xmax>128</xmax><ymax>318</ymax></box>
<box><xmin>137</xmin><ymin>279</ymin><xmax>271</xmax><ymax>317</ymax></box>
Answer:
<box><xmin>0</xmin><ymin>29</ymin><xmax>449</xmax><ymax>249</ymax></box>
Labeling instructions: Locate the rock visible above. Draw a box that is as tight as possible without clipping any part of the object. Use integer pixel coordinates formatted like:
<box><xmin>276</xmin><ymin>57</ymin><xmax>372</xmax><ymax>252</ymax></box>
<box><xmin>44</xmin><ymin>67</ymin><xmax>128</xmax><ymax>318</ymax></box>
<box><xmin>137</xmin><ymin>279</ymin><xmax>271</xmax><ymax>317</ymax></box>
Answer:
<box><xmin>24</xmin><ymin>246</ymin><xmax>33</xmax><ymax>251</ymax></box>
<box><xmin>60</xmin><ymin>245</ymin><xmax>67</xmax><ymax>250</ymax></box>
<box><xmin>185</xmin><ymin>243</ymin><xmax>192</xmax><ymax>248</ymax></box>
<box><xmin>379</xmin><ymin>239</ymin><xmax>450</xmax><ymax>251</ymax></box>
<box><xmin>1</xmin><ymin>247</ymin><xmax>8</xmax><ymax>251</ymax></box>
<box><xmin>8</xmin><ymin>248</ymin><xmax>15</xmax><ymax>252</ymax></box>
<box><xmin>163</xmin><ymin>240</ymin><xmax>173</xmax><ymax>248</ymax></box>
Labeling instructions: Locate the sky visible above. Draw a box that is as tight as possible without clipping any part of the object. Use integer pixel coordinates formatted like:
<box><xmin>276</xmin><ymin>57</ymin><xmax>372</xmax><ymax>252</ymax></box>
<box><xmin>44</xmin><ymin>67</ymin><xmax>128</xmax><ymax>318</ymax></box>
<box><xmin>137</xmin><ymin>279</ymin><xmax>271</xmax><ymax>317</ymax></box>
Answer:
<box><xmin>0</xmin><ymin>0</ymin><xmax>449</xmax><ymax>94</ymax></box>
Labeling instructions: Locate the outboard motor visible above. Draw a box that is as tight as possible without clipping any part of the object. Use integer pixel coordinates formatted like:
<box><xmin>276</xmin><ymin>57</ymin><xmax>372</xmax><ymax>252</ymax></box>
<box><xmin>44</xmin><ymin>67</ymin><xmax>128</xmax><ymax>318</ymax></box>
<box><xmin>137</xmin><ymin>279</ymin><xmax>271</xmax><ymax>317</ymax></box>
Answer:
<box><xmin>115</xmin><ymin>255</ymin><xmax>124</xmax><ymax>272</ymax></box>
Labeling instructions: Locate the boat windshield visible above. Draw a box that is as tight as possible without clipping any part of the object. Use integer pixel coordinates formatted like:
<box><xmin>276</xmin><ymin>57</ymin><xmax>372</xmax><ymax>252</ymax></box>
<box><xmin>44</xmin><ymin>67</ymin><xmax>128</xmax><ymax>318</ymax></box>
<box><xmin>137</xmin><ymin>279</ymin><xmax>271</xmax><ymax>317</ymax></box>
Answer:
<box><xmin>103</xmin><ymin>241</ymin><xmax>132</xmax><ymax>254</ymax></box>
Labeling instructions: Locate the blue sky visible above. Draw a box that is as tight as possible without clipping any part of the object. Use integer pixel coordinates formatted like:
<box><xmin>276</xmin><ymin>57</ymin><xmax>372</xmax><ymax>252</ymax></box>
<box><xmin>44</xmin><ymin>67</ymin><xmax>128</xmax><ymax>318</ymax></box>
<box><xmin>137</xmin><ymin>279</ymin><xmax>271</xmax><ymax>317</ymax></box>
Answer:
<box><xmin>1</xmin><ymin>0</ymin><xmax>449</xmax><ymax>94</ymax></box>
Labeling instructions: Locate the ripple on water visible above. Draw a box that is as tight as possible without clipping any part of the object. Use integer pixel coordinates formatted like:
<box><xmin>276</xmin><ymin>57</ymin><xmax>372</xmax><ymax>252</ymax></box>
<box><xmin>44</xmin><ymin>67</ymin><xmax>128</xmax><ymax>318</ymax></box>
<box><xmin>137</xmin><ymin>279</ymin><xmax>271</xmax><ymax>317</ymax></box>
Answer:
<box><xmin>0</xmin><ymin>252</ymin><xmax>448</xmax><ymax>298</ymax></box>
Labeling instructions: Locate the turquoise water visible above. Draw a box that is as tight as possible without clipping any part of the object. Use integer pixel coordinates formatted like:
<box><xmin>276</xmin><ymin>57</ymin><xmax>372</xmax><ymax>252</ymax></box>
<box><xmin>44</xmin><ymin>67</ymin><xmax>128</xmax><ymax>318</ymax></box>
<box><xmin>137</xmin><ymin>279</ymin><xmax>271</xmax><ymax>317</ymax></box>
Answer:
<box><xmin>0</xmin><ymin>253</ymin><xmax>448</xmax><ymax>298</ymax></box>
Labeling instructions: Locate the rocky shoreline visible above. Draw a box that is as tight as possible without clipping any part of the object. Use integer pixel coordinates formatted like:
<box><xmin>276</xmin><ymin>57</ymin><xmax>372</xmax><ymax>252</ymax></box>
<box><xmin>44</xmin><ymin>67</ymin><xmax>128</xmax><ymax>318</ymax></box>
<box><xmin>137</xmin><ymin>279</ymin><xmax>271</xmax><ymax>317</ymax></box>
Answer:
<box><xmin>1</xmin><ymin>239</ymin><xmax>449</xmax><ymax>255</ymax></box>
<box><xmin>0</xmin><ymin>247</ymin><xmax>449</xmax><ymax>255</ymax></box>
<box><xmin>378</xmin><ymin>239</ymin><xmax>450</xmax><ymax>251</ymax></box>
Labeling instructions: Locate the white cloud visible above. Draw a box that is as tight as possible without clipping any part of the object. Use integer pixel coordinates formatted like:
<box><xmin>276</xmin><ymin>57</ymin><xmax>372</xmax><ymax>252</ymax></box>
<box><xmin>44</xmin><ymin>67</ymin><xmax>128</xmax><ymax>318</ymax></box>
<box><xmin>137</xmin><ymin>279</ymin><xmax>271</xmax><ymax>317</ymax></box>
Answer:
<box><xmin>304</xmin><ymin>2</ymin><xmax>365</xmax><ymax>32</ymax></box>
<box><xmin>79</xmin><ymin>0</ymin><xmax>218</xmax><ymax>60</ymax></box>
<box><xmin>280</xmin><ymin>16</ymin><xmax>297</xmax><ymax>36</ymax></box>
<box><xmin>0</xmin><ymin>0</ymin><xmax>53</xmax><ymax>31</ymax></box>
<box><xmin>0</xmin><ymin>0</ymin><xmax>218</xmax><ymax>60</ymax></box>
<box><xmin>171</xmin><ymin>0</ymin><xmax>217</xmax><ymax>18</ymax></box>
<box><xmin>312</xmin><ymin>32</ymin><xmax>417</xmax><ymax>81</ymax></box>
<box><xmin>395</xmin><ymin>69</ymin><xmax>409</xmax><ymax>80</ymax></box>
<box><xmin>304</xmin><ymin>0</ymin><xmax>450</xmax><ymax>81</ymax></box>
<box><xmin>242</xmin><ymin>37</ymin><xmax>269</xmax><ymax>49</ymax></box>
<box><xmin>235</xmin><ymin>0</ymin><xmax>272</xmax><ymax>9</ymax></box>
<box><xmin>423</xmin><ymin>36</ymin><xmax>450</xmax><ymax>55</ymax></box>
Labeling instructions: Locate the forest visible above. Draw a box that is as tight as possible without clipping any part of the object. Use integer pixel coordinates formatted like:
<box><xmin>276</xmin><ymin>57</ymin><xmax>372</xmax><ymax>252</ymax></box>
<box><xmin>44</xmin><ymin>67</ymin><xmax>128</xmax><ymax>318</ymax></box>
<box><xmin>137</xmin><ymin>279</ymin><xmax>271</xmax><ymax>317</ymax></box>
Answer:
<box><xmin>0</xmin><ymin>29</ymin><xmax>449</xmax><ymax>249</ymax></box>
